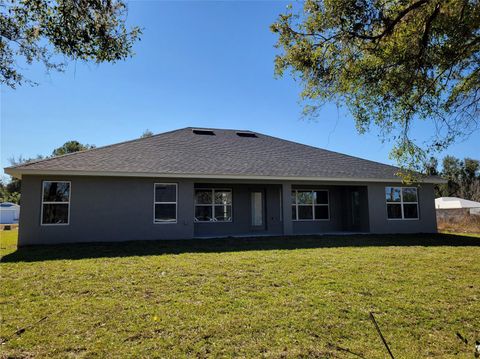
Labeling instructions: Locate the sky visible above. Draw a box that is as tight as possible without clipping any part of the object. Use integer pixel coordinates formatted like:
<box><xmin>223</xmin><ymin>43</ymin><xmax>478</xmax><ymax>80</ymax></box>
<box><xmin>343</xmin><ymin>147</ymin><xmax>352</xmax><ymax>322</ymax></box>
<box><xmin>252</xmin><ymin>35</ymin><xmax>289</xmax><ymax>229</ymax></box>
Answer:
<box><xmin>1</xmin><ymin>1</ymin><xmax>479</xmax><ymax>178</ymax></box>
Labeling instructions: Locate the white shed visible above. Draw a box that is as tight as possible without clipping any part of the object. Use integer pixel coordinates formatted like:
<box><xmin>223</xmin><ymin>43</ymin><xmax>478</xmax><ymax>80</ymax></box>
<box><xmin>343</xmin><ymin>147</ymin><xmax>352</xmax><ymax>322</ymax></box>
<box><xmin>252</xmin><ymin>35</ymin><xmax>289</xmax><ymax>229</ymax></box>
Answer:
<box><xmin>435</xmin><ymin>197</ymin><xmax>480</xmax><ymax>209</ymax></box>
<box><xmin>0</xmin><ymin>202</ymin><xmax>20</xmax><ymax>224</ymax></box>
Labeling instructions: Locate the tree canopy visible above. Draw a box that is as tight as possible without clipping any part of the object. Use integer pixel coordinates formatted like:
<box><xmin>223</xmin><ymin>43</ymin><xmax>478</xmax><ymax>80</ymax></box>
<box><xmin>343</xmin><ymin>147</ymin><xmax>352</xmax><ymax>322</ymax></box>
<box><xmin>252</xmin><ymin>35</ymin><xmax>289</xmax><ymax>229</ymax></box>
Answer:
<box><xmin>140</xmin><ymin>129</ymin><xmax>154</xmax><ymax>138</ymax></box>
<box><xmin>427</xmin><ymin>155</ymin><xmax>480</xmax><ymax>201</ymax></box>
<box><xmin>271</xmin><ymin>0</ymin><xmax>479</xmax><ymax>173</ymax></box>
<box><xmin>52</xmin><ymin>140</ymin><xmax>94</xmax><ymax>156</ymax></box>
<box><xmin>1</xmin><ymin>0</ymin><xmax>141</xmax><ymax>88</ymax></box>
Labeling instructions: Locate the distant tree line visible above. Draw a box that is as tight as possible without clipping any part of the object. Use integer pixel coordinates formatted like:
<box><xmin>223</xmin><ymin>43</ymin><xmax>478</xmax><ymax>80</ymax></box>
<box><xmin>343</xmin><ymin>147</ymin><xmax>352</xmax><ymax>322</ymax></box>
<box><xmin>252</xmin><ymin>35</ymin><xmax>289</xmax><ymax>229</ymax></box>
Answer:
<box><xmin>425</xmin><ymin>156</ymin><xmax>480</xmax><ymax>202</ymax></box>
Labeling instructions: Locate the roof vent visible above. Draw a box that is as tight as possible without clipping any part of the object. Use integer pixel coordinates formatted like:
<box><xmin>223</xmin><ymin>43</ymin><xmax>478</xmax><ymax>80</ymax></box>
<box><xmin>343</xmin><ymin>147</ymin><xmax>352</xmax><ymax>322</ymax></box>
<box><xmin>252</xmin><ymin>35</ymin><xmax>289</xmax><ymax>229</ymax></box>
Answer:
<box><xmin>192</xmin><ymin>129</ymin><xmax>215</xmax><ymax>136</ymax></box>
<box><xmin>236</xmin><ymin>132</ymin><xmax>257</xmax><ymax>138</ymax></box>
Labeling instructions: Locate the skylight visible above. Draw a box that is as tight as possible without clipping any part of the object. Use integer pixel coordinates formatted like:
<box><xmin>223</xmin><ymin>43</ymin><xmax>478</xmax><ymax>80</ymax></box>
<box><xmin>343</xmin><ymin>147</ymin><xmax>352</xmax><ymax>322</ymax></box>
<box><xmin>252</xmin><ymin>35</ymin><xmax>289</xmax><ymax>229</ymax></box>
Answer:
<box><xmin>192</xmin><ymin>129</ymin><xmax>215</xmax><ymax>136</ymax></box>
<box><xmin>236</xmin><ymin>132</ymin><xmax>257</xmax><ymax>138</ymax></box>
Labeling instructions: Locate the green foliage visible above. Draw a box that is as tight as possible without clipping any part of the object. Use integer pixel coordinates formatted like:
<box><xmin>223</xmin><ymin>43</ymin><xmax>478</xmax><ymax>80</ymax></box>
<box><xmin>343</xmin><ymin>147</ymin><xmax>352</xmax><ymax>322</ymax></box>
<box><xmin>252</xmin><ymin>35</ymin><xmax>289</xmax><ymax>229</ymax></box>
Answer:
<box><xmin>140</xmin><ymin>129</ymin><xmax>154</xmax><ymax>138</ymax></box>
<box><xmin>0</xmin><ymin>181</ymin><xmax>20</xmax><ymax>204</ymax></box>
<box><xmin>272</xmin><ymin>0</ymin><xmax>480</xmax><ymax>172</ymax></box>
<box><xmin>423</xmin><ymin>156</ymin><xmax>439</xmax><ymax>176</ymax></box>
<box><xmin>0</xmin><ymin>0</ymin><xmax>142</xmax><ymax>88</ymax></box>
<box><xmin>1</xmin><ymin>233</ymin><xmax>479</xmax><ymax>357</ymax></box>
<box><xmin>427</xmin><ymin>155</ymin><xmax>480</xmax><ymax>200</ymax></box>
<box><xmin>52</xmin><ymin>140</ymin><xmax>94</xmax><ymax>156</ymax></box>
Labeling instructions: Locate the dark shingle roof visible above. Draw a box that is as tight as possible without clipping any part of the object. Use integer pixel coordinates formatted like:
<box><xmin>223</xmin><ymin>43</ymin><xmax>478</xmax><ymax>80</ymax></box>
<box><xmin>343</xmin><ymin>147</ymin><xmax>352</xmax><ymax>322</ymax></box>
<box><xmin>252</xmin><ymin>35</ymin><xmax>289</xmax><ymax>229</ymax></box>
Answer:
<box><xmin>5</xmin><ymin>127</ymin><xmax>442</xmax><ymax>182</ymax></box>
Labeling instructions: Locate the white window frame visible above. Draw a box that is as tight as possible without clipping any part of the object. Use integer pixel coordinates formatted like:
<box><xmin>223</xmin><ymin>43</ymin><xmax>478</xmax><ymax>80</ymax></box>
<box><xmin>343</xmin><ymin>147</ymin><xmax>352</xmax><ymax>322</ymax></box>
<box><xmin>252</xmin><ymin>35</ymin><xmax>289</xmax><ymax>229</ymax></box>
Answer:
<box><xmin>385</xmin><ymin>186</ymin><xmax>419</xmax><ymax>220</ymax></box>
<box><xmin>153</xmin><ymin>183</ymin><xmax>178</xmax><ymax>224</ymax></box>
<box><xmin>291</xmin><ymin>189</ymin><xmax>330</xmax><ymax>221</ymax></box>
<box><xmin>40</xmin><ymin>180</ymin><xmax>71</xmax><ymax>226</ymax></box>
<box><xmin>194</xmin><ymin>188</ymin><xmax>233</xmax><ymax>223</ymax></box>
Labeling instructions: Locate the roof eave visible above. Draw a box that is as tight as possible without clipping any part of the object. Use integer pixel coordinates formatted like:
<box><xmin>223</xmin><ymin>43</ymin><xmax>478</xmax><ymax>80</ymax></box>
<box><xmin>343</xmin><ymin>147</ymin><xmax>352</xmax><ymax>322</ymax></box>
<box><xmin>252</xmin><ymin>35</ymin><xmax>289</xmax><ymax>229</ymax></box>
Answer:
<box><xmin>4</xmin><ymin>168</ymin><xmax>448</xmax><ymax>184</ymax></box>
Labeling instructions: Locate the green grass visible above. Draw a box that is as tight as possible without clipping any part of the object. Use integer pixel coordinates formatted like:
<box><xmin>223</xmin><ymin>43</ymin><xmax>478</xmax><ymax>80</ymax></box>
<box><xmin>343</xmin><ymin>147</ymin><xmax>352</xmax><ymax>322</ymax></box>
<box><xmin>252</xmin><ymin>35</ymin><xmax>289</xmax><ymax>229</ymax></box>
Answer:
<box><xmin>1</xmin><ymin>231</ymin><xmax>479</xmax><ymax>358</ymax></box>
<box><xmin>0</xmin><ymin>229</ymin><xmax>19</xmax><ymax>251</ymax></box>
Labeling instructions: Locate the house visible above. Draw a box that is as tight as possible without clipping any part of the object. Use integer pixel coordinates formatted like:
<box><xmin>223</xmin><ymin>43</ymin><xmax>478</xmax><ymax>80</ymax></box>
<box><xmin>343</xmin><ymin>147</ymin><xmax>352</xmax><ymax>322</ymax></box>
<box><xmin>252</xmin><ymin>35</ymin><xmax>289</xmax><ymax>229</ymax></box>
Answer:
<box><xmin>4</xmin><ymin>127</ymin><xmax>444</xmax><ymax>245</ymax></box>
<box><xmin>0</xmin><ymin>202</ymin><xmax>20</xmax><ymax>224</ymax></box>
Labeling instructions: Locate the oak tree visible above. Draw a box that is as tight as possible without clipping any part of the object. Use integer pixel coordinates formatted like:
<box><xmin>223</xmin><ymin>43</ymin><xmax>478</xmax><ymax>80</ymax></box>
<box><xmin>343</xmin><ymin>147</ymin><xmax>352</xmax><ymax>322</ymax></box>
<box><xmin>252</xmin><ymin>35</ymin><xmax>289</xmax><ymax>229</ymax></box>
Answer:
<box><xmin>1</xmin><ymin>0</ymin><xmax>141</xmax><ymax>88</ymax></box>
<box><xmin>272</xmin><ymin>0</ymin><xmax>479</xmax><ymax>173</ymax></box>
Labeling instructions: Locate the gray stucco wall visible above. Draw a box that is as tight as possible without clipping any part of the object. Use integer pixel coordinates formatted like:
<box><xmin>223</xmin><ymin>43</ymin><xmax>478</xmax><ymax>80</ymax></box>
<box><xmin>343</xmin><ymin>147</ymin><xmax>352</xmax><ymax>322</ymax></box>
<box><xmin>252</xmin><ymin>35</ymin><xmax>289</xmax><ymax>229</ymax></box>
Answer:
<box><xmin>19</xmin><ymin>175</ymin><xmax>195</xmax><ymax>245</ymax></box>
<box><xmin>18</xmin><ymin>176</ymin><xmax>437</xmax><ymax>245</ymax></box>
<box><xmin>366</xmin><ymin>182</ymin><xmax>437</xmax><ymax>233</ymax></box>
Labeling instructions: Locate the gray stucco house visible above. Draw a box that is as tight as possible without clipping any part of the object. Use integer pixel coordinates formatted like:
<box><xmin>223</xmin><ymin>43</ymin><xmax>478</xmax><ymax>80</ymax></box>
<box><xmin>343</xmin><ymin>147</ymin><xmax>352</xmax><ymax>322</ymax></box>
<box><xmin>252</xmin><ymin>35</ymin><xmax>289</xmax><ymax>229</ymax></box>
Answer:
<box><xmin>5</xmin><ymin>127</ymin><xmax>444</xmax><ymax>245</ymax></box>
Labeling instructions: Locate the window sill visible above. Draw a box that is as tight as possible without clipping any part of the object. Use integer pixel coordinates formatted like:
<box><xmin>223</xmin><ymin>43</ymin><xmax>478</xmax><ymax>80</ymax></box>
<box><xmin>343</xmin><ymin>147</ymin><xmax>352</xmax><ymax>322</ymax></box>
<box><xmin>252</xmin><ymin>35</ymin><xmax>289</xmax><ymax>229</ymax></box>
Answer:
<box><xmin>195</xmin><ymin>220</ymin><xmax>233</xmax><ymax>223</ymax></box>
<box><xmin>386</xmin><ymin>218</ymin><xmax>420</xmax><ymax>221</ymax></box>
<box><xmin>292</xmin><ymin>219</ymin><xmax>330</xmax><ymax>222</ymax></box>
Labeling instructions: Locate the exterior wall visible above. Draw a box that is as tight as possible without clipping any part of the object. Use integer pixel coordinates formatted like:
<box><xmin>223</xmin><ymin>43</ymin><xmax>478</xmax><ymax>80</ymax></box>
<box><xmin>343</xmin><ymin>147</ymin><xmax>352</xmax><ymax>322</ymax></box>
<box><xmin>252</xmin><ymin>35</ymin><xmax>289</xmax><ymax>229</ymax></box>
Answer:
<box><xmin>367</xmin><ymin>182</ymin><xmax>437</xmax><ymax>233</ymax></box>
<box><xmin>193</xmin><ymin>184</ymin><xmax>283</xmax><ymax>237</ymax></box>
<box><xmin>18</xmin><ymin>175</ymin><xmax>195</xmax><ymax>245</ymax></box>
<box><xmin>17</xmin><ymin>175</ymin><xmax>438</xmax><ymax>245</ymax></box>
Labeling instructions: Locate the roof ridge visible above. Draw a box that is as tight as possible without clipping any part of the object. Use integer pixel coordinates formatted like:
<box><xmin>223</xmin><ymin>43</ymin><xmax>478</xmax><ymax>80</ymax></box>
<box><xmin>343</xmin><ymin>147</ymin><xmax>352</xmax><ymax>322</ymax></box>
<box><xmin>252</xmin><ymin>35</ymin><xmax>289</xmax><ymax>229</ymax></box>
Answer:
<box><xmin>186</xmin><ymin>127</ymin><xmax>255</xmax><ymax>133</ymax></box>
<box><xmin>6</xmin><ymin>127</ymin><xmax>189</xmax><ymax>170</ymax></box>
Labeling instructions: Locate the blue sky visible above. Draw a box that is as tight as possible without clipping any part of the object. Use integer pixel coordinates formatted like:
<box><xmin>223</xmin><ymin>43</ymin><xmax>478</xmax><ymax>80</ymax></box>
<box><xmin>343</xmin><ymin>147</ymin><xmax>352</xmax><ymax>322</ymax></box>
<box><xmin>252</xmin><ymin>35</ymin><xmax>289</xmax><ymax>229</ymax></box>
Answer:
<box><xmin>1</xmin><ymin>1</ymin><xmax>478</xmax><ymax>176</ymax></box>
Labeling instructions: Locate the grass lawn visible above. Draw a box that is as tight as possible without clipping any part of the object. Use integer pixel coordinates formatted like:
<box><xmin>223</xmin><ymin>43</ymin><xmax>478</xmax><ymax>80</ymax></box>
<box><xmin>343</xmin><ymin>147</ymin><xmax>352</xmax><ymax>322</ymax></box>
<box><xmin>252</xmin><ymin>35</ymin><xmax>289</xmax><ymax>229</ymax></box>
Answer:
<box><xmin>1</xmin><ymin>230</ymin><xmax>479</xmax><ymax>358</ymax></box>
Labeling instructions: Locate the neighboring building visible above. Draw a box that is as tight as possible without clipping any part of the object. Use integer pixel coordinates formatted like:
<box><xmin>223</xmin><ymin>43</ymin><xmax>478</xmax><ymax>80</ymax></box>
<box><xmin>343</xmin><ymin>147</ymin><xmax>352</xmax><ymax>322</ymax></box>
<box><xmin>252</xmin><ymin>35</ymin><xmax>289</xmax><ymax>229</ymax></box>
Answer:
<box><xmin>435</xmin><ymin>197</ymin><xmax>480</xmax><ymax>221</ymax></box>
<box><xmin>5</xmin><ymin>128</ymin><xmax>445</xmax><ymax>245</ymax></box>
<box><xmin>435</xmin><ymin>197</ymin><xmax>480</xmax><ymax>209</ymax></box>
<box><xmin>0</xmin><ymin>202</ymin><xmax>20</xmax><ymax>224</ymax></box>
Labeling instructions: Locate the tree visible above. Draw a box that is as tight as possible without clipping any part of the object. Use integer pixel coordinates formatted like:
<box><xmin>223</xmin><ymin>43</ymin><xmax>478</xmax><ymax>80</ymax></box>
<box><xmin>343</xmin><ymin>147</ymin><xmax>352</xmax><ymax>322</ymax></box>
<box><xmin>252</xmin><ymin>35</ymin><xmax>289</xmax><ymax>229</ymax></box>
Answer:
<box><xmin>439</xmin><ymin>155</ymin><xmax>462</xmax><ymax>196</ymax></box>
<box><xmin>0</xmin><ymin>180</ymin><xmax>20</xmax><ymax>204</ymax></box>
<box><xmin>434</xmin><ymin>155</ymin><xmax>480</xmax><ymax>201</ymax></box>
<box><xmin>459</xmin><ymin>158</ymin><xmax>480</xmax><ymax>200</ymax></box>
<box><xmin>140</xmin><ymin>129</ymin><xmax>154</xmax><ymax>138</ymax></box>
<box><xmin>1</xmin><ymin>0</ymin><xmax>141</xmax><ymax>88</ymax></box>
<box><xmin>0</xmin><ymin>179</ymin><xmax>20</xmax><ymax>203</ymax></box>
<box><xmin>271</xmin><ymin>0</ymin><xmax>480</xmax><ymax>173</ymax></box>
<box><xmin>423</xmin><ymin>156</ymin><xmax>438</xmax><ymax>176</ymax></box>
<box><xmin>52</xmin><ymin>140</ymin><xmax>94</xmax><ymax>156</ymax></box>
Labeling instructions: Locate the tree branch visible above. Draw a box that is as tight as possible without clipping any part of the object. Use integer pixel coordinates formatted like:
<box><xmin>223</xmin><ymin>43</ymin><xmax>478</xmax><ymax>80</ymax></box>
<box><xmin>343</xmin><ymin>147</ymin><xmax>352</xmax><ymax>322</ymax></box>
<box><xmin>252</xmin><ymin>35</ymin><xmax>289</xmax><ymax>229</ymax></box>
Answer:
<box><xmin>349</xmin><ymin>0</ymin><xmax>431</xmax><ymax>40</ymax></box>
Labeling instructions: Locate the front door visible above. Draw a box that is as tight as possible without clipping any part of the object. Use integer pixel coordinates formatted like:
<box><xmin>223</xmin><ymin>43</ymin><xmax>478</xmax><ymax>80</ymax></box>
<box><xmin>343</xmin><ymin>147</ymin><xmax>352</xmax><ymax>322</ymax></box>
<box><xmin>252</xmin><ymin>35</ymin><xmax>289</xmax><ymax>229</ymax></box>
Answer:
<box><xmin>251</xmin><ymin>190</ymin><xmax>265</xmax><ymax>231</ymax></box>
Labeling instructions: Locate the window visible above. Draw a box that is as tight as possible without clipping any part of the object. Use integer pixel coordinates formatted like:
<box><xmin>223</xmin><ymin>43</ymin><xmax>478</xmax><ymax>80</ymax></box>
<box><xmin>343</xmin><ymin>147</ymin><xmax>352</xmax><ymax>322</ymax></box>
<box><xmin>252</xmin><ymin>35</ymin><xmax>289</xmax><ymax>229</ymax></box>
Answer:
<box><xmin>195</xmin><ymin>189</ymin><xmax>232</xmax><ymax>222</ymax></box>
<box><xmin>385</xmin><ymin>187</ymin><xmax>419</xmax><ymax>220</ymax></box>
<box><xmin>291</xmin><ymin>190</ymin><xmax>329</xmax><ymax>221</ymax></box>
<box><xmin>154</xmin><ymin>183</ymin><xmax>177</xmax><ymax>223</ymax></box>
<box><xmin>41</xmin><ymin>181</ymin><xmax>70</xmax><ymax>225</ymax></box>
